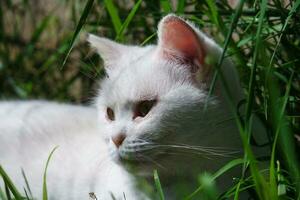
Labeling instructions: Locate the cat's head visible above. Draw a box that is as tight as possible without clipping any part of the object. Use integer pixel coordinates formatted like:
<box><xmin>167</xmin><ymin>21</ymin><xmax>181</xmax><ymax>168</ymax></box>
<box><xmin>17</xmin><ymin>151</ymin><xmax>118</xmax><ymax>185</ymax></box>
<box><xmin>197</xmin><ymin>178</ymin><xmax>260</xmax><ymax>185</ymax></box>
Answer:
<box><xmin>88</xmin><ymin>15</ymin><xmax>241</xmax><ymax>174</ymax></box>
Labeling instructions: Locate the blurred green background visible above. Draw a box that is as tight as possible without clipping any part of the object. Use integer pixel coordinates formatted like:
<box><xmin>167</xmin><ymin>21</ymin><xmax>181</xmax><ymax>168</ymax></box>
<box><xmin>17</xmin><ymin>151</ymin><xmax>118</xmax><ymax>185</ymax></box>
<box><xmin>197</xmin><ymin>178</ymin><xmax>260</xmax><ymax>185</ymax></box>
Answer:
<box><xmin>0</xmin><ymin>0</ymin><xmax>172</xmax><ymax>102</ymax></box>
<box><xmin>0</xmin><ymin>0</ymin><xmax>300</xmax><ymax>199</ymax></box>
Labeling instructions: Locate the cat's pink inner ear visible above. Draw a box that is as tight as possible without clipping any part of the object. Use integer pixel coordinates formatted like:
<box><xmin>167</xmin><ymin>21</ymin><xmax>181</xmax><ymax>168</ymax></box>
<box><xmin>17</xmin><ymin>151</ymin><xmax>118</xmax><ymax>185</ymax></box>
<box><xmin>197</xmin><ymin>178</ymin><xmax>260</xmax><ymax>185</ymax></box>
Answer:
<box><xmin>159</xmin><ymin>16</ymin><xmax>205</xmax><ymax>72</ymax></box>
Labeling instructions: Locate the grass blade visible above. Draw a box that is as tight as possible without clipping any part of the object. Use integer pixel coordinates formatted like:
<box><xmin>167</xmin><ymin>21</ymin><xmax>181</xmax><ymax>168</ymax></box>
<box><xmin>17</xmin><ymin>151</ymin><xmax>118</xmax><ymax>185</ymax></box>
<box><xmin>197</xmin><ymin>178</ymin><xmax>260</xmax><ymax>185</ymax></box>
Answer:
<box><xmin>269</xmin><ymin>72</ymin><xmax>293</xmax><ymax>197</ymax></box>
<box><xmin>154</xmin><ymin>170</ymin><xmax>165</xmax><ymax>200</ymax></box>
<box><xmin>205</xmin><ymin>0</ymin><xmax>246</xmax><ymax>109</ymax></box>
<box><xmin>198</xmin><ymin>173</ymin><xmax>218</xmax><ymax>200</ymax></box>
<box><xmin>23</xmin><ymin>188</ymin><xmax>30</xmax><ymax>200</ymax></box>
<box><xmin>43</xmin><ymin>146</ymin><xmax>58</xmax><ymax>200</ymax></box>
<box><xmin>0</xmin><ymin>187</ymin><xmax>7</xmax><ymax>200</ymax></box>
<box><xmin>265</xmin><ymin>0</ymin><xmax>300</xmax><ymax>89</ymax></box>
<box><xmin>61</xmin><ymin>0</ymin><xmax>95</xmax><ymax>68</ymax></box>
<box><xmin>205</xmin><ymin>0</ymin><xmax>221</xmax><ymax>29</ymax></box>
<box><xmin>140</xmin><ymin>32</ymin><xmax>156</xmax><ymax>46</ymax></box>
<box><xmin>104</xmin><ymin>0</ymin><xmax>122</xmax><ymax>34</ymax></box>
<box><xmin>30</xmin><ymin>15</ymin><xmax>53</xmax><ymax>44</ymax></box>
<box><xmin>185</xmin><ymin>158</ymin><xmax>244</xmax><ymax>200</ymax></box>
<box><xmin>176</xmin><ymin>0</ymin><xmax>185</xmax><ymax>14</ymax></box>
<box><xmin>269</xmin><ymin>71</ymin><xmax>300</xmax><ymax>198</ymax></box>
<box><xmin>115</xmin><ymin>0</ymin><xmax>142</xmax><ymax>42</ymax></box>
<box><xmin>4</xmin><ymin>184</ymin><xmax>11</xmax><ymax>200</ymax></box>
<box><xmin>0</xmin><ymin>166</ymin><xmax>23</xmax><ymax>200</ymax></box>
<box><xmin>160</xmin><ymin>0</ymin><xmax>172</xmax><ymax>13</ymax></box>
<box><xmin>245</xmin><ymin>0</ymin><xmax>268</xmax><ymax>121</ymax></box>
<box><xmin>21</xmin><ymin>169</ymin><xmax>33</xmax><ymax>199</ymax></box>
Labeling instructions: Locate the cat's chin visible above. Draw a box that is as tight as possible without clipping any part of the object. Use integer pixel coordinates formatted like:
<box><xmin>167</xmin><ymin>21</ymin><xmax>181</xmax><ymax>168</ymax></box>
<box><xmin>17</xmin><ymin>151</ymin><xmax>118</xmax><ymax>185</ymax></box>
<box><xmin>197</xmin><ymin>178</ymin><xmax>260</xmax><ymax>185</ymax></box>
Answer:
<box><xmin>118</xmin><ymin>153</ymin><xmax>185</xmax><ymax>181</ymax></box>
<box><xmin>119</xmin><ymin>158</ymin><xmax>158</xmax><ymax>177</ymax></box>
<box><xmin>109</xmin><ymin>150</ymin><xmax>150</xmax><ymax>166</ymax></box>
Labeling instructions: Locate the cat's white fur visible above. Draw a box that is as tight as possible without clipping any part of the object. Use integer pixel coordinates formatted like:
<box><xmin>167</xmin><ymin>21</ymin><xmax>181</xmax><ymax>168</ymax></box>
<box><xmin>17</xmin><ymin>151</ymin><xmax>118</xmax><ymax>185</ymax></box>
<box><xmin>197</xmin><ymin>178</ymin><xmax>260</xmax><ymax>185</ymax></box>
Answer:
<box><xmin>0</xmin><ymin>101</ymin><xmax>146</xmax><ymax>199</ymax></box>
<box><xmin>0</xmin><ymin>15</ymin><xmax>243</xmax><ymax>199</ymax></box>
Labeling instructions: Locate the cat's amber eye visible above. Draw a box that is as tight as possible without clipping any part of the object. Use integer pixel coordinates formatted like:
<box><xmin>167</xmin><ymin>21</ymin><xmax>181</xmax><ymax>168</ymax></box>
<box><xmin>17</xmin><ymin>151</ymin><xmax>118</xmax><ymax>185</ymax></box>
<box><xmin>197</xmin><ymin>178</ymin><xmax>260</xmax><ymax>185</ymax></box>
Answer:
<box><xmin>134</xmin><ymin>99</ymin><xmax>157</xmax><ymax>119</ymax></box>
<box><xmin>106</xmin><ymin>107</ymin><xmax>115</xmax><ymax>121</ymax></box>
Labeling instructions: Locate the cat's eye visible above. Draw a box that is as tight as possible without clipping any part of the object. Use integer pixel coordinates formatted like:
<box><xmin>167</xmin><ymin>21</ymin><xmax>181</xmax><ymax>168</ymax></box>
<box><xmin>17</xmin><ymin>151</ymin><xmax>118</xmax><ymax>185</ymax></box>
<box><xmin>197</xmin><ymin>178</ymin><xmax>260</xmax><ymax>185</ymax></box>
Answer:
<box><xmin>134</xmin><ymin>99</ymin><xmax>157</xmax><ymax>119</ymax></box>
<box><xmin>106</xmin><ymin>107</ymin><xmax>115</xmax><ymax>121</ymax></box>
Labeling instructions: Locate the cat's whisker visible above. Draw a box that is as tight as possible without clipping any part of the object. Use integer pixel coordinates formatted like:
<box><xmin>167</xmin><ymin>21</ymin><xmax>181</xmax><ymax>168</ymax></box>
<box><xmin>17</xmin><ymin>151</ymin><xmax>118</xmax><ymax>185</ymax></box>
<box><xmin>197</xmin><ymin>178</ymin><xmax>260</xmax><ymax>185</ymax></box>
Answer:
<box><xmin>174</xmin><ymin>149</ymin><xmax>235</xmax><ymax>159</ymax></box>
<box><xmin>158</xmin><ymin>151</ymin><xmax>214</xmax><ymax>160</ymax></box>
<box><xmin>122</xmin><ymin>144</ymin><xmax>156</xmax><ymax>153</ymax></box>
<box><xmin>122</xmin><ymin>138</ymin><xmax>239</xmax><ymax>160</ymax></box>
<box><xmin>125</xmin><ymin>141</ymin><xmax>152</xmax><ymax>148</ymax></box>
<box><xmin>145</xmin><ymin>143</ymin><xmax>240</xmax><ymax>158</ymax></box>
<box><xmin>149</xmin><ymin>141</ymin><xmax>240</xmax><ymax>152</ymax></box>
<box><xmin>159</xmin><ymin>147</ymin><xmax>234</xmax><ymax>160</ymax></box>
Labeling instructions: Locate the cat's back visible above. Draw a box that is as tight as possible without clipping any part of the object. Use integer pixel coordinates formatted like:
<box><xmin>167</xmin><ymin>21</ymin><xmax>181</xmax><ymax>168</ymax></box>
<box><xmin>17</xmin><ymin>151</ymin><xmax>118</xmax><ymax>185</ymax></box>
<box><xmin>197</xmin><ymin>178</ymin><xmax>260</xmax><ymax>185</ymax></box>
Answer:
<box><xmin>0</xmin><ymin>100</ymin><xmax>97</xmax><ymax>123</ymax></box>
<box><xmin>0</xmin><ymin>100</ymin><xmax>98</xmax><ymax>135</ymax></box>
<box><xmin>0</xmin><ymin>100</ymin><xmax>101</xmax><ymax>158</ymax></box>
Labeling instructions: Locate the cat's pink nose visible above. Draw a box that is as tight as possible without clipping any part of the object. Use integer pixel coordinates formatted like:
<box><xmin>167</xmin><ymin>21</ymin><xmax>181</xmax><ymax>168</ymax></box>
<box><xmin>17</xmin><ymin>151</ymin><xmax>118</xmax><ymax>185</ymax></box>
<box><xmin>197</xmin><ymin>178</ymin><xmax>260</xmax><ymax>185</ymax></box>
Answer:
<box><xmin>112</xmin><ymin>134</ymin><xmax>126</xmax><ymax>148</ymax></box>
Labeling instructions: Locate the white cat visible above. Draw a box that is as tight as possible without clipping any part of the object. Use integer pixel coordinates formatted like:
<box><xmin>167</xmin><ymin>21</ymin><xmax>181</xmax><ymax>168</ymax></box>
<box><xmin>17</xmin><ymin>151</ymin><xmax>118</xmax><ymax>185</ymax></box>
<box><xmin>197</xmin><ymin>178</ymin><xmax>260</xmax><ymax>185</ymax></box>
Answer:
<box><xmin>0</xmin><ymin>14</ymin><xmax>244</xmax><ymax>199</ymax></box>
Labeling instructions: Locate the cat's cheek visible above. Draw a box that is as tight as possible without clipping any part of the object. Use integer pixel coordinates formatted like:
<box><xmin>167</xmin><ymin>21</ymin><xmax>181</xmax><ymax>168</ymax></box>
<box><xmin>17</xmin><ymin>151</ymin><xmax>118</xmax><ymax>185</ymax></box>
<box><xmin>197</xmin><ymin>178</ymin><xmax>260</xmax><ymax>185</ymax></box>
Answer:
<box><xmin>108</xmin><ymin>140</ymin><xmax>120</xmax><ymax>160</ymax></box>
<box><xmin>104</xmin><ymin>137</ymin><xmax>110</xmax><ymax>144</ymax></box>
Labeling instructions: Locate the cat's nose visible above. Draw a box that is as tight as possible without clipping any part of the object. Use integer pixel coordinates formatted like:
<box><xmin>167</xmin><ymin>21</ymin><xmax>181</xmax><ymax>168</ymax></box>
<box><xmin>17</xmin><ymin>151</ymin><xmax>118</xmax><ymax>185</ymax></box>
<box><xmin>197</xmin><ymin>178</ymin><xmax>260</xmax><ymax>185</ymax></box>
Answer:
<box><xmin>112</xmin><ymin>133</ymin><xmax>126</xmax><ymax>148</ymax></box>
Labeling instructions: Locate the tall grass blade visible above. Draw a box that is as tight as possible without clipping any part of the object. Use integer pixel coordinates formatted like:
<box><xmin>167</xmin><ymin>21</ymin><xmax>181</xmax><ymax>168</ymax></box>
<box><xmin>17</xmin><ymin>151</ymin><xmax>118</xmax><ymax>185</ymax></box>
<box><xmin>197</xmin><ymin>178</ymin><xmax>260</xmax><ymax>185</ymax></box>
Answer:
<box><xmin>241</xmin><ymin>2</ymin><xmax>271</xmax><ymax>198</ymax></box>
<box><xmin>4</xmin><ymin>184</ymin><xmax>11</xmax><ymax>200</ymax></box>
<box><xmin>21</xmin><ymin>169</ymin><xmax>33</xmax><ymax>199</ymax></box>
<box><xmin>23</xmin><ymin>188</ymin><xmax>30</xmax><ymax>200</ymax></box>
<box><xmin>200</xmin><ymin>1</ymin><xmax>269</xmax><ymax>196</ymax></box>
<box><xmin>176</xmin><ymin>0</ymin><xmax>185</xmax><ymax>14</ymax></box>
<box><xmin>205</xmin><ymin>0</ymin><xmax>221</xmax><ymax>29</ymax></box>
<box><xmin>198</xmin><ymin>173</ymin><xmax>218</xmax><ymax>200</ymax></box>
<box><xmin>233</xmin><ymin>181</ymin><xmax>242</xmax><ymax>200</ymax></box>
<box><xmin>245</xmin><ymin>0</ymin><xmax>267</xmax><ymax>121</ymax></box>
<box><xmin>140</xmin><ymin>32</ymin><xmax>156</xmax><ymax>46</ymax></box>
<box><xmin>205</xmin><ymin>0</ymin><xmax>246</xmax><ymax>109</ymax></box>
<box><xmin>61</xmin><ymin>0</ymin><xmax>95</xmax><ymax>68</ymax></box>
<box><xmin>104</xmin><ymin>0</ymin><xmax>122</xmax><ymax>34</ymax></box>
<box><xmin>0</xmin><ymin>187</ymin><xmax>7</xmax><ymax>200</ymax></box>
<box><xmin>185</xmin><ymin>158</ymin><xmax>244</xmax><ymax>200</ymax></box>
<box><xmin>269</xmin><ymin>73</ymin><xmax>293</xmax><ymax>198</ymax></box>
<box><xmin>115</xmin><ymin>0</ymin><xmax>142</xmax><ymax>42</ymax></box>
<box><xmin>30</xmin><ymin>15</ymin><xmax>53</xmax><ymax>44</ymax></box>
<box><xmin>269</xmin><ymin>74</ymin><xmax>300</xmax><ymax>199</ymax></box>
<box><xmin>43</xmin><ymin>146</ymin><xmax>58</xmax><ymax>200</ymax></box>
<box><xmin>265</xmin><ymin>0</ymin><xmax>300</xmax><ymax>86</ymax></box>
<box><xmin>154</xmin><ymin>170</ymin><xmax>165</xmax><ymax>200</ymax></box>
<box><xmin>160</xmin><ymin>0</ymin><xmax>172</xmax><ymax>13</ymax></box>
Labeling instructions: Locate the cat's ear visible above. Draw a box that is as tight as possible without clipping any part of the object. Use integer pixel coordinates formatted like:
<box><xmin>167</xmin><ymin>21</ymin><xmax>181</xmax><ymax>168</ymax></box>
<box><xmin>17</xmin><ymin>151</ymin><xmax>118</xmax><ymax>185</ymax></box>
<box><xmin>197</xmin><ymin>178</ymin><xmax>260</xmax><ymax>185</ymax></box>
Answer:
<box><xmin>87</xmin><ymin>34</ymin><xmax>126</xmax><ymax>67</ymax></box>
<box><xmin>157</xmin><ymin>15</ymin><xmax>205</xmax><ymax>73</ymax></box>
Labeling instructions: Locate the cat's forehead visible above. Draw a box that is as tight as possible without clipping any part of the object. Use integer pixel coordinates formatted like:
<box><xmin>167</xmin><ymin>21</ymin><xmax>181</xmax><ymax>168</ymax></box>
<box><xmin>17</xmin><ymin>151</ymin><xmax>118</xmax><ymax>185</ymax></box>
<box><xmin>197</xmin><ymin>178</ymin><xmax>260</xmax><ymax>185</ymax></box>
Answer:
<box><xmin>99</xmin><ymin>46</ymin><xmax>192</xmax><ymax>104</ymax></box>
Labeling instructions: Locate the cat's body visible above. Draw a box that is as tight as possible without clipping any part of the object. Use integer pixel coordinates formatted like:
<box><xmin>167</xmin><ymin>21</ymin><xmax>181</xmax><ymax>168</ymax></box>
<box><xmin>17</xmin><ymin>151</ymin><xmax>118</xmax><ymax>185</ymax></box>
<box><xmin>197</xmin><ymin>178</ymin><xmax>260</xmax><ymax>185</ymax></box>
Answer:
<box><xmin>0</xmin><ymin>101</ymin><xmax>146</xmax><ymax>199</ymax></box>
<box><xmin>0</xmin><ymin>15</ymin><xmax>245</xmax><ymax>199</ymax></box>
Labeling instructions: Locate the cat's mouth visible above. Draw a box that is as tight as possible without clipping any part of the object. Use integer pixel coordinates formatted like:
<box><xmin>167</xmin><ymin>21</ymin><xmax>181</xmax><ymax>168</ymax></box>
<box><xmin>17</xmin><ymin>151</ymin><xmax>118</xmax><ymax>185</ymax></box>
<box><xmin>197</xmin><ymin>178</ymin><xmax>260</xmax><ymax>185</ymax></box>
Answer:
<box><xmin>109</xmin><ymin>140</ymin><xmax>168</xmax><ymax>165</ymax></box>
<box><xmin>118</xmin><ymin>147</ymin><xmax>165</xmax><ymax>162</ymax></box>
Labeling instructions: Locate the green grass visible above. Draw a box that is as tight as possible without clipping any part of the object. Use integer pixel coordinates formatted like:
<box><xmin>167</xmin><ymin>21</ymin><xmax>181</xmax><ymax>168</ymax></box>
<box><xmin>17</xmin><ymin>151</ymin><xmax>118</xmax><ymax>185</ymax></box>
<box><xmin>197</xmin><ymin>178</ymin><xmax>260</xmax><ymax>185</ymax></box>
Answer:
<box><xmin>61</xmin><ymin>0</ymin><xmax>95</xmax><ymax>69</ymax></box>
<box><xmin>0</xmin><ymin>0</ymin><xmax>300</xmax><ymax>199</ymax></box>
<box><xmin>43</xmin><ymin>146</ymin><xmax>58</xmax><ymax>200</ymax></box>
<box><xmin>154</xmin><ymin>170</ymin><xmax>165</xmax><ymax>200</ymax></box>
<box><xmin>0</xmin><ymin>166</ymin><xmax>23</xmax><ymax>199</ymax></box>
